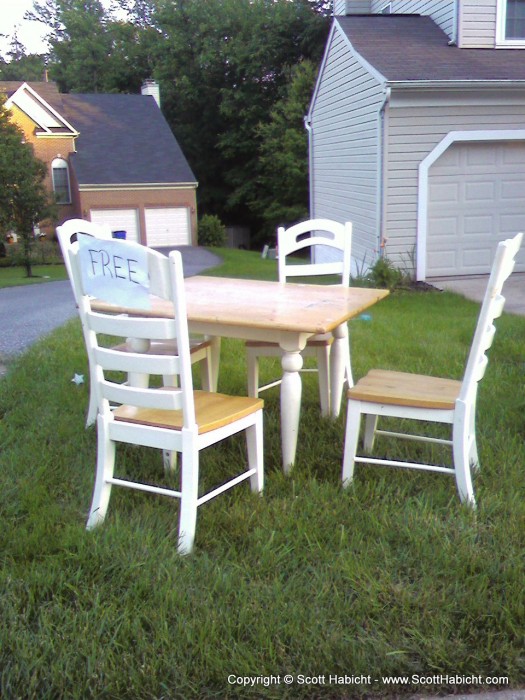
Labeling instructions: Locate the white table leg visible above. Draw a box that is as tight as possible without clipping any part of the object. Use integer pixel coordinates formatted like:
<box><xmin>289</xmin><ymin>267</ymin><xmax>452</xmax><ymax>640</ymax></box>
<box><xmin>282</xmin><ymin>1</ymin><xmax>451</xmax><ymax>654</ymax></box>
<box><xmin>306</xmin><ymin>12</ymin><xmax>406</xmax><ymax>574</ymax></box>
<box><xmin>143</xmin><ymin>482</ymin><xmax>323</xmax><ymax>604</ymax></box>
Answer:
<box><xmin>280</xmin><ymin>348</ymin><xmax>303</xmax><ymax>474</ymax></box>
<box><xmin>127</xmin><ymin>337</ymin><xmax>150</xmax><ymax>388</ymax></box>
<box><xmin>330</xmin><ymin>322</ymin><xmax>348</xmax><ymax>418</ymax></box>
<box><xmin>209</xmin><ymin>336</ymin><xmax>221</xmax><ymax>392</ymax></box>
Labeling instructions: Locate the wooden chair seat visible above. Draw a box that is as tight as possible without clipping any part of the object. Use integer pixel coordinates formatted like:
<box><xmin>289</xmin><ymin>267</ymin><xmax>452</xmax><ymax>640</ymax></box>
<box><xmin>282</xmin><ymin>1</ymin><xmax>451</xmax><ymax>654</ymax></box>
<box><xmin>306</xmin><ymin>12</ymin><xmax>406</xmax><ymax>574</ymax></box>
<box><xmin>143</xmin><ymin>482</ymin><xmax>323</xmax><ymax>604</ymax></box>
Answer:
<box><xmin>246</xmin><ymin>334</ymin><xmax>333</xmax><ymax>350</ymax></box>
<box><xmin>347</xmin><ymin>369</ymin><xmax>461</xmax><ymax>410</ymax></box>
<box><xmin>115</xmin><ymin>390</ymin><xmax>263</xmax><ymax>434</ymax></box>
<box><xmin>112</xmin><ymin>338</ymin><xmax>212</xmax><ymax>356</ymax></box>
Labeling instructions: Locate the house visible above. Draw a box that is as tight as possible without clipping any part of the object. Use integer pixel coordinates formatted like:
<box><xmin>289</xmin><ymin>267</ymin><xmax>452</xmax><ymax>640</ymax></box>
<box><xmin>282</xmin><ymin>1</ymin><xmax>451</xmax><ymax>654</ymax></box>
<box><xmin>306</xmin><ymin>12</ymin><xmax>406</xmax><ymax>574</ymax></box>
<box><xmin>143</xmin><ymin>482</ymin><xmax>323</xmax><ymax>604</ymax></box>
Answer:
<box><xmin>307</xmin><ymin>0</ymin><xmax>525</xmax><ymax>280</ymax></box>
<box><xmin>0</xmin><ymin>80</ymin><xmax>198</xmax><ymax>246</ymax></box>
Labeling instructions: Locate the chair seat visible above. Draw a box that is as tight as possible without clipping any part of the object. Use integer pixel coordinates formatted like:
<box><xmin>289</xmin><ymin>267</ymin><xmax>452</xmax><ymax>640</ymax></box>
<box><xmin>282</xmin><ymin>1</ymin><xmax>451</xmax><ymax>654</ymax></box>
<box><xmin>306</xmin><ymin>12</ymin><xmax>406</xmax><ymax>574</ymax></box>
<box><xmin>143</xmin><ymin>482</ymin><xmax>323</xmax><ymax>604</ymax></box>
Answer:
<box><xmin>112</xmin><ymin>338</ymin><xmax>211</xmax><ymax>355</ymax></box>
<box><xmin>246</xmin><ymin>333</ymin><xmax>333</xmax><ymax>349</ymax></box>
<box><xmin>114</xmin><ymin>389</ymin><xmax>263</xmax><ymax>434</ymax></box>
<box><xmin>347</xmin><ymin>369</ymin><xmax>461</xmax><ymax>410</ymax></box>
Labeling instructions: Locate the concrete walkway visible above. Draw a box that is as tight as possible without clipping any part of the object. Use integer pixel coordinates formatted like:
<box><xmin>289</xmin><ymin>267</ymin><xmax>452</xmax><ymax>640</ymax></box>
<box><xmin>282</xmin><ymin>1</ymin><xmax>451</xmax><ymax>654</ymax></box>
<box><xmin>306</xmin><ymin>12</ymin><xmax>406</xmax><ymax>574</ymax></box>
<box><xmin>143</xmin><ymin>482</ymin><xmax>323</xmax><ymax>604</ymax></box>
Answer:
<box><xmin>429</xmin><ymin>272</ymin><xmax>525</xmax><ymax>315</ymax></box>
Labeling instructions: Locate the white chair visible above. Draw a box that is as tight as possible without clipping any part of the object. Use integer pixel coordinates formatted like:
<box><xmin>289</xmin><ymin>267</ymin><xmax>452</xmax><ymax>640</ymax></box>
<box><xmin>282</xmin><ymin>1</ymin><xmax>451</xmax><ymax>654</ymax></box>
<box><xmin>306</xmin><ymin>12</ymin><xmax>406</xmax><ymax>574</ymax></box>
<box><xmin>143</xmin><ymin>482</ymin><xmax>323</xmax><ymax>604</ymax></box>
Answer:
<box><xmin>57</xmin><ymin>219</ymin><xmax>214</xmax><ymax>427</ymax></box>
<box><xmin>246</xmin><ymin>219</ymin><xmax>353</xmax><ymax>416</ymax></box>
<box><xmin>69</xmin><ymin>237</ymin><xmax>264</xmax><ymax>554</ymax></box>
<box><xmin>342</xmin><ymin>232</ymin><xmax>523</xmax><ymax>507</ymax></box>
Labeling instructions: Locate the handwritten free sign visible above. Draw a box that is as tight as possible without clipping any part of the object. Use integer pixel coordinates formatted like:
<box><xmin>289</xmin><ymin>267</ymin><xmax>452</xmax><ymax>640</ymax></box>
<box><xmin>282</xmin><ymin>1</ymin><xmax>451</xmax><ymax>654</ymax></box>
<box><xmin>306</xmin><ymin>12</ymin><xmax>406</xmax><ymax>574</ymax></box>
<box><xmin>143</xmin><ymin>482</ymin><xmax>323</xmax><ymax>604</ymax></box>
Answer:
<box><xmin>77</xmin><ymin>234</ymin><xmax>151</xmax><ymax>309</ymax></box>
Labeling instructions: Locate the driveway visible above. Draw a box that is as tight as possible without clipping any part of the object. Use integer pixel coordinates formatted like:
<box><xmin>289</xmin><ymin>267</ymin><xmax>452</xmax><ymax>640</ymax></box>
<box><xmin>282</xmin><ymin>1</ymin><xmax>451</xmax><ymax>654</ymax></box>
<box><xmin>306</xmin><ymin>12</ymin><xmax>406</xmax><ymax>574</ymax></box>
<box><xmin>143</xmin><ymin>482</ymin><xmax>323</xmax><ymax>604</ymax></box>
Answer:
<box><xmin>0</xmin><ymin>246</ymin><xmax>222</xmax><ymax>374</ymax></box>
<box><xmin>429</xmin><ymin>272</ymin><xmax>525</xmax><ymax>316</ymax></box>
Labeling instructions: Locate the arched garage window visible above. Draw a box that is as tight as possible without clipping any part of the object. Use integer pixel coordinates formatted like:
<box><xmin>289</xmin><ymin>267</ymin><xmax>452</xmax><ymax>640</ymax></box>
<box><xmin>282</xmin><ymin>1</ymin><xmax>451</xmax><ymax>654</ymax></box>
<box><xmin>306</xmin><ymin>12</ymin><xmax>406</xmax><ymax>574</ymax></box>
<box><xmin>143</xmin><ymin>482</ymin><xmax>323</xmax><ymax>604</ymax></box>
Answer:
<box><xmin>52</xmin><ymin>157</ymin><xmax>71</xmax><ymax>204</ymax></box>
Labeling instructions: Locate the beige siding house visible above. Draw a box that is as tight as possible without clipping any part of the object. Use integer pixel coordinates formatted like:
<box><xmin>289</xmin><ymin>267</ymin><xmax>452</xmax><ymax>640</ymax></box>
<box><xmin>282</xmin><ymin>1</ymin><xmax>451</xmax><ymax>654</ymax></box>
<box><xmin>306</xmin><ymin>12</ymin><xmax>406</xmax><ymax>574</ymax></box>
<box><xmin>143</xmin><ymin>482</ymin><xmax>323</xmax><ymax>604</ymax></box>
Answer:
<box><xmin>309</xmin><ymin>0</ymin><xmax>525</xmax><ymax>279</ymax></box>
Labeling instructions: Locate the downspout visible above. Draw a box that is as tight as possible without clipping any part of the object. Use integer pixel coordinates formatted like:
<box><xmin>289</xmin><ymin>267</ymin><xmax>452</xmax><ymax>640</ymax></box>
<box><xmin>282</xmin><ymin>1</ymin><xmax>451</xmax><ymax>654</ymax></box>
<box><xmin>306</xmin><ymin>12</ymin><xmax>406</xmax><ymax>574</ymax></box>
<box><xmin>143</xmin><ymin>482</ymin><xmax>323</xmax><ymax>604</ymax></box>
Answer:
<box><xmin>377</xmin><ymin>86</ymin><xmax>391</xmax><ymax>259</ymax></box>
<box><xmin>304</xmin><ymin>115</ymin><xmax>314</xmax><ymax>218</ymax></box>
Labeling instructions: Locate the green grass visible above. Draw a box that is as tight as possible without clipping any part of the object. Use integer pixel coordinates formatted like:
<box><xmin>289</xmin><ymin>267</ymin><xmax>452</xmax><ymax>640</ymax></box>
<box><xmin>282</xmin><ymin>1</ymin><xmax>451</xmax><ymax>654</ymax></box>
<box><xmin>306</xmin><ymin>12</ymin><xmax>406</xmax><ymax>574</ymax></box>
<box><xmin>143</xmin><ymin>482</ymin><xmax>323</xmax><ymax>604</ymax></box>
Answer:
<box><xmin>0</xmin><ymin>264</ymin><xmax>68</xmax><ymax>287</ymax></box>
<box><xmin>1</xmin><ymin>250</ymin><xmax>525</xmax><ymax>699</ymax></box>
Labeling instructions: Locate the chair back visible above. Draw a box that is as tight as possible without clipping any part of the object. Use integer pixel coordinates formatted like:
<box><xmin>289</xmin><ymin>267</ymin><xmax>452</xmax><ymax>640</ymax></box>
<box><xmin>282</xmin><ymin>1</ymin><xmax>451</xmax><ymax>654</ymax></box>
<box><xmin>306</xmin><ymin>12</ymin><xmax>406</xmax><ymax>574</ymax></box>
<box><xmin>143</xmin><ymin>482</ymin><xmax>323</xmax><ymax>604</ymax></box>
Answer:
<box><xmin>69</xmin><ymin>238</ymin><xmax>196</xmax><ymax>428</ymax></box>
<box><xmin>460</xmin><ymin>232</ymin><xmax>523</xmax><ymax>402</ymax></box>
<box><xmin>277</xmin><ymin>219</ymin><xmax>352</xmax><ymax>286</ymax></box>
<box><xmin>57</xmin><ymin>219</ymin><xmax>113</xmax><ymax>303</ymax></box>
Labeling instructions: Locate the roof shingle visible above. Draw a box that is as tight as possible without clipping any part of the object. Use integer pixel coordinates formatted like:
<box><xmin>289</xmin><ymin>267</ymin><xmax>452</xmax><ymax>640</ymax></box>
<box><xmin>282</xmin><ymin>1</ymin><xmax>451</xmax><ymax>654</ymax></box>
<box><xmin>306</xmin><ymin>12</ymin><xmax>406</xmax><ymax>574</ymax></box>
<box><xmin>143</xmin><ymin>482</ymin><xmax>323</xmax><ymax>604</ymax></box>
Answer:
<box><xmin>336</xmin><ymin>15</ymin><xmax>525</xmax><ymax>82</ymax></box>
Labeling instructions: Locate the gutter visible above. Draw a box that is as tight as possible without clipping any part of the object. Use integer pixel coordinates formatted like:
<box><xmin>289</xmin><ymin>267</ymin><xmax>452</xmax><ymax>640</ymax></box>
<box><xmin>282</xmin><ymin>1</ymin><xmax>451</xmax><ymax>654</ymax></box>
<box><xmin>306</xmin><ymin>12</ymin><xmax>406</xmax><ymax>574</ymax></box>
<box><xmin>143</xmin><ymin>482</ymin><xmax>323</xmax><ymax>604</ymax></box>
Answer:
<box><xmin>385</xmin><ymin>79</ymin><xmax>525</xmax><ymax>91</ymax></box>
<box><xmin>304</xmin><ymin>115</ymin><xmax>313</xmax><ymax>218</ymax></box>
<box><xmin>377</xmin><ymin>86</ymin><xmax>391</xmax><ymax>260</ymax></box>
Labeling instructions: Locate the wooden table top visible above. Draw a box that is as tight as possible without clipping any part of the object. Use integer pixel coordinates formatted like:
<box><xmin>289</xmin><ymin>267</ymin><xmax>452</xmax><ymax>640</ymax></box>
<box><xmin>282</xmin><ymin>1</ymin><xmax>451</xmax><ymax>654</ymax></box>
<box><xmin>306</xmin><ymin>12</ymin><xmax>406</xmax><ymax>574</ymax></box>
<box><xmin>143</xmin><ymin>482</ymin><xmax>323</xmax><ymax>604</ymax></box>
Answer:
<box><xmin>92</xmin><ymin>276</ymin><xmax>389</xmax><ymax>335</ymax></box>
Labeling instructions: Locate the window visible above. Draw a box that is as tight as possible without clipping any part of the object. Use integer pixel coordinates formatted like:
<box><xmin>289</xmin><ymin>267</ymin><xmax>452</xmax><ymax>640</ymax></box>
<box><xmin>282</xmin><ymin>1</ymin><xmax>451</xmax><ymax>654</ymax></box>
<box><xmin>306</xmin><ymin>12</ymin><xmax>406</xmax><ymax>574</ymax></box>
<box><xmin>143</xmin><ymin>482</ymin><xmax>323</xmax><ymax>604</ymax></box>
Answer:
<box><xmin>381</xmin><ymin>3</ymin><xmax>392</xmax><ymax>14</ymax></box>
<box><xmin>52</xmin><ymin>157</ymin><xmax>71</xmax><ymax>204</ymax></box>
<box><xmin>497</xmin><ymin>0</ymin><xmax>525</xmax><ymax>45</ymax></box>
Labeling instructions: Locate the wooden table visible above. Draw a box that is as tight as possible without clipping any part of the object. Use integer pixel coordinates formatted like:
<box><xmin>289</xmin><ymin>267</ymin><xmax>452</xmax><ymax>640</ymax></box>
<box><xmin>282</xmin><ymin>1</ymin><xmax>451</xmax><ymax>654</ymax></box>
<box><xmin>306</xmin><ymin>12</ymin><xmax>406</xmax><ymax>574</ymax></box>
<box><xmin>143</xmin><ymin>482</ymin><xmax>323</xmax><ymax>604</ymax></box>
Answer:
<box><xmin>93</xmin><ymin>276</ymin><xmax>388</xmax><ymax>471</ymax></box>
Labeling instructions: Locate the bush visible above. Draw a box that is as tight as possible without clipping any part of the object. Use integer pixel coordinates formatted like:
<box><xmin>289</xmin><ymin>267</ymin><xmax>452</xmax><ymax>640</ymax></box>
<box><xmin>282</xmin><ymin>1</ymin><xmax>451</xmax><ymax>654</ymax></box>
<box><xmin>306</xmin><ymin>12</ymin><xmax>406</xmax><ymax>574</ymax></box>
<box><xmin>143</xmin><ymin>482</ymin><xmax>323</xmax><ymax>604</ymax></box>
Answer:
<box><xmin>368</xmin><ymin>256</ymin><xmax>407</xmax><ymax>290</ymax></box>
<box><xmin>198</xmin><ymin>214</ymin><xmax>226</xmax><ymax>247</ymax></box>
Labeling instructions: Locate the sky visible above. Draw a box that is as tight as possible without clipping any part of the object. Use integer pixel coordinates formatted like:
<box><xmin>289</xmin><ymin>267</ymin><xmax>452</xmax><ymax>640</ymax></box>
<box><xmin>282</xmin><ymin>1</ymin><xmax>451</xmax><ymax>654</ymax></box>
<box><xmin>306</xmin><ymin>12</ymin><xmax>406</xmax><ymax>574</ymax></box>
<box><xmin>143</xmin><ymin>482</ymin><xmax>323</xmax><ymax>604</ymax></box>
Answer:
<box><xmin>0</xmin><ymin>0</ymin><xmax>50</xmax><ymax>58</ymax></box>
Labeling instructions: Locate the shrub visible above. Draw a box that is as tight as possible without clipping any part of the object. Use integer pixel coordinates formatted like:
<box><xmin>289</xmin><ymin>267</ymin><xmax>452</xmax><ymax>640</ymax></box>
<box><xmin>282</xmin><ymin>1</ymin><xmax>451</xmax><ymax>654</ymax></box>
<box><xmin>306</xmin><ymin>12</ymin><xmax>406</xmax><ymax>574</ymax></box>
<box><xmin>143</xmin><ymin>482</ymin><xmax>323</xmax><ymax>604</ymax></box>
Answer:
<box><xmin>198</xmin><ymin>214</ymin><xmax>226</xmax><ymax>247</ymax></box>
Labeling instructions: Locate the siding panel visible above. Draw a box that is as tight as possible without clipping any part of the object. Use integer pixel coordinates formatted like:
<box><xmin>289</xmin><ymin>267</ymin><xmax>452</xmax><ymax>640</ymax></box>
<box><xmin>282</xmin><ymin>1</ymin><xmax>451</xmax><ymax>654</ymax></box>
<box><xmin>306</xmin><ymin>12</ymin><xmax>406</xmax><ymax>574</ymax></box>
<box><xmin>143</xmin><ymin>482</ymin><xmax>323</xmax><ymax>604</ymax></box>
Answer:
<box><xmin>309</xmin><ymin>29</ymin><xmax>385</xmax><ymax>271</ymax></box>
<box><xmin>459</xmin><ymin>0</ymin><xmax>496</xmax><ymax>48</ymax></box>
<box><xmin>370</xmin><ymin>0</ymin><xmax>455</xmax><ymax>39</ymax></box>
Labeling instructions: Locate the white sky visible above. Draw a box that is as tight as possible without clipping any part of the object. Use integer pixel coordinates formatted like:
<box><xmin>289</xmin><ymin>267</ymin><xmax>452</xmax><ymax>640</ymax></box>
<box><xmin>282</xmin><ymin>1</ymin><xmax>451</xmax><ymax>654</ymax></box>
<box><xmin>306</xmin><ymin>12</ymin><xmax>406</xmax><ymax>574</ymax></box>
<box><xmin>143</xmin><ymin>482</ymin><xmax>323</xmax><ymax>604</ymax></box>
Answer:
<box><xmin>0</xmin><ymin>0</ymin><xmax>50</xmax><ymax>57</ymax></box>
<box><xmin>0</xmin><ymin>0</ymin><xmax>124</xmax><ymax>59</ymax></box>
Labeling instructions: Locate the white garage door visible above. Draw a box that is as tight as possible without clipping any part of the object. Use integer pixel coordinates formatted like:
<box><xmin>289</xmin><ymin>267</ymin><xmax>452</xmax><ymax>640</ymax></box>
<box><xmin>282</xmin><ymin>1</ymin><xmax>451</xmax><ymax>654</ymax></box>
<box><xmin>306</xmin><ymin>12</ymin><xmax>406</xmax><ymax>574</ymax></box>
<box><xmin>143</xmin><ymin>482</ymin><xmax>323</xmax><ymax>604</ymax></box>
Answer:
<box><xmin>90</xmin><ymin>209</ymin><xmax>140</xmax><ymax>243</ymax></box>
<box><xmin>145</xmin><ymin>207</ymin><xmax>190</xmax><ymax>247</ymax></box>
<box><xmin>427</xmin><ymin>141</ymin><xmax>525</xmax><ymax>276</ymax></box>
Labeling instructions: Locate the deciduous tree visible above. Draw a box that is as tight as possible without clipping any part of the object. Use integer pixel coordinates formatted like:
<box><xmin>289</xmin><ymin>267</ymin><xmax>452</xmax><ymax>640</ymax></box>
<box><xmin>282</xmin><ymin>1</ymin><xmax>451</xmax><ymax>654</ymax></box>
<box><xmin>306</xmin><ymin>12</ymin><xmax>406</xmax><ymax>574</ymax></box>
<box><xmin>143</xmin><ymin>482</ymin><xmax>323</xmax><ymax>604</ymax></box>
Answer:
<box><xmin>0</xmin><ymin>98</ymin><xmax>53</xmax><ymax>277</ymax></box>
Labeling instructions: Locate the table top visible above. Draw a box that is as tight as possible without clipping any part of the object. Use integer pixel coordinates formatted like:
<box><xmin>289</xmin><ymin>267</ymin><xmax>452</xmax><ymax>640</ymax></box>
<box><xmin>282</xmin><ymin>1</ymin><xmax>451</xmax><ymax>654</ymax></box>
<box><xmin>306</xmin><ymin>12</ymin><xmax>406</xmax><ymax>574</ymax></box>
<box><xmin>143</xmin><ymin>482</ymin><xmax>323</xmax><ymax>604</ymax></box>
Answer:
<box><xmin>92</xmin><ymin>276</ymin><xmax>389</xmax><ymax>335</ymax></box>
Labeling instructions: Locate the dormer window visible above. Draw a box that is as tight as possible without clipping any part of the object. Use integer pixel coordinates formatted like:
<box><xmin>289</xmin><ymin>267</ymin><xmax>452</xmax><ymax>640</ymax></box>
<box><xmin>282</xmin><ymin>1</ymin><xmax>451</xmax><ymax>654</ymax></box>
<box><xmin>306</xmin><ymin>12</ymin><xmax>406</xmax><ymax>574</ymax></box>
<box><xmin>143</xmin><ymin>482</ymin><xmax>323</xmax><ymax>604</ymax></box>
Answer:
<box><xmin>497</xmin><ymin>0</ymin><xmax>525</xmax><ymax>45</ymax></box>
<box><xmin>52</xmin><ymin>157</ymin><xmax>71</xmax><ymax>204</ymax></box>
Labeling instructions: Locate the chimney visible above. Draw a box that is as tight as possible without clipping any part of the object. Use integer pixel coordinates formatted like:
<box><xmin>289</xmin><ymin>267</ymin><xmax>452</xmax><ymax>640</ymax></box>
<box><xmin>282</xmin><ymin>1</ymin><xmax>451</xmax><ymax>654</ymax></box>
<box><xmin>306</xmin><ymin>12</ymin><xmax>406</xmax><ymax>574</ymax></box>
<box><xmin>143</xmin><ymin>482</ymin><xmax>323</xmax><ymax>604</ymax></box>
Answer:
<box><xmin>141</xmin><ymin>79</ymin><xmax>161</xmax><ymax>108</ymax></box>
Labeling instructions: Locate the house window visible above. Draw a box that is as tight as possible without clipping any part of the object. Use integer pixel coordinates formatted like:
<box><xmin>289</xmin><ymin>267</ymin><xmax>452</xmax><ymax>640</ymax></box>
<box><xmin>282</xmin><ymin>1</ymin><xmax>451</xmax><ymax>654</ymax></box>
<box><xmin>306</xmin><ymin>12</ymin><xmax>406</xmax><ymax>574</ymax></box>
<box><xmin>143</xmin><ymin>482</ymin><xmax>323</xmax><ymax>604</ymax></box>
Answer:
<box><xmin>381</xmin><ymin>3</ymin><xmax>392</xmax><ymax>15</ymax></box>
<box><xmin>497</xmin><ymin>0</ymin><xmax>525</xmax><ymax>44</ymax></box>
<box><xmin>52</xmin><ymin>157</ymin><xmax>71</xmax><ymax>204</ymax></box>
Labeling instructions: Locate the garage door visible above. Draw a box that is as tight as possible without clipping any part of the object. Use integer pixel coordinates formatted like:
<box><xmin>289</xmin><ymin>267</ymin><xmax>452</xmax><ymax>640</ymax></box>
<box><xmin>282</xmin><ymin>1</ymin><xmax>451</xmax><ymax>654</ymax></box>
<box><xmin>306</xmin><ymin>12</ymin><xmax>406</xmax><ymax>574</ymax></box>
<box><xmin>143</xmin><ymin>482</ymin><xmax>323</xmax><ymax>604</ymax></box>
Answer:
<box><xmin>90</xmin><ymin>209</ymin><xmax>140</xmax><ymax>243</ymax></box>
<box><xmin>427</xmin><ymin>141</ymin><xmax>525</xmax><ymax>276</ymax></box>
<box><xmin>145</xmin><ymin>207</ymin><xmax>190</xmax><ymax>247</ymax></box>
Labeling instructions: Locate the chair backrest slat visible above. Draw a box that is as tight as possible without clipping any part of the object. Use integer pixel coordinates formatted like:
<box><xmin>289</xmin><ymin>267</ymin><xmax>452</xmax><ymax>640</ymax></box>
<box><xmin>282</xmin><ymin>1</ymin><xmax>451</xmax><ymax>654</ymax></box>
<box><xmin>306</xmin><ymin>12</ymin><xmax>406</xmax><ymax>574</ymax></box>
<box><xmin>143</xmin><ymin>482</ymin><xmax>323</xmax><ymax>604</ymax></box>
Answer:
<box><xmin>101</xmin><ymin>382</ymin><xmax>183</xmax><ymax>412</ymax></box>
<box><xmin>277</xmin><ymin>219</ymin><xmax>352</xmax><ymax>287</ymax></box>
<box><xmin>94</xmin><ymin>347</ymin><xmax>180</xmax><ymax>377</ymax></box>
<box><xmin>460</xmin><ymin>232</ymin><xmax>523</xmax><ymax>400</ymax></box>
<box><xmin>88</xmin><ymin>311</ymin><xmax>176</xmax><ymax>341</ymax></box>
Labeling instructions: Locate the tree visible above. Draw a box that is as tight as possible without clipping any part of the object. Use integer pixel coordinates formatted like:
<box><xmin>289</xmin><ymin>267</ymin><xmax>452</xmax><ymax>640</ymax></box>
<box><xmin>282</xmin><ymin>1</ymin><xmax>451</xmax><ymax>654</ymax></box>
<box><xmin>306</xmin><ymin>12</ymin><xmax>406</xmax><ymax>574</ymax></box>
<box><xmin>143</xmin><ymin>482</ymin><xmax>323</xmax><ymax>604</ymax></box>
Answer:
<box><xmin>0</xmin><ymin>98</ymin><xmax>53</xmax><ymax>277</ymax></box>
<box><xmin>155</xmin><ymin>0</ymin><xmax>328</xmax><ymax>231</ymax></box>
<box><xmin>251</xmin><ymin>59</ymin><xmax>318</xmax><ymax>243</ymax></box>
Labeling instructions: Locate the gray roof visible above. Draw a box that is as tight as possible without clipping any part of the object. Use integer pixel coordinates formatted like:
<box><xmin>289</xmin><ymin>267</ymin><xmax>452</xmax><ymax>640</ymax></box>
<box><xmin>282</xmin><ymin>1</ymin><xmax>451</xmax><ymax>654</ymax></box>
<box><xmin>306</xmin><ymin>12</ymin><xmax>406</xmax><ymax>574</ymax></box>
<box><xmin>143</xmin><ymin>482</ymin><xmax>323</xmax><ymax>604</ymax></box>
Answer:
<box><xmin>61</xmin><ymin>93</ymin><xmax>196</xmax><ymax>186</ymax></box>
<box><xmin>336</xmin><ymin>14</ymin><xmax>525</xmax><ymax>82</ymax></box>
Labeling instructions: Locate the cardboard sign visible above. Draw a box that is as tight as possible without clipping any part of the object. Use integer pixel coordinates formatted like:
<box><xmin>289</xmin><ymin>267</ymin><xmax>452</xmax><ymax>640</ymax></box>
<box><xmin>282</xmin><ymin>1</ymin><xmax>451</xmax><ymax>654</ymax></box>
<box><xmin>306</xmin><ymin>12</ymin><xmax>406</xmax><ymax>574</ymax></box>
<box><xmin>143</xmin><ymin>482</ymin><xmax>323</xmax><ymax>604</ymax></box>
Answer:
<box><xmin>78</xmin><ymin>234</ymin><xmax>150</xmax><ymax>309</ymax></box>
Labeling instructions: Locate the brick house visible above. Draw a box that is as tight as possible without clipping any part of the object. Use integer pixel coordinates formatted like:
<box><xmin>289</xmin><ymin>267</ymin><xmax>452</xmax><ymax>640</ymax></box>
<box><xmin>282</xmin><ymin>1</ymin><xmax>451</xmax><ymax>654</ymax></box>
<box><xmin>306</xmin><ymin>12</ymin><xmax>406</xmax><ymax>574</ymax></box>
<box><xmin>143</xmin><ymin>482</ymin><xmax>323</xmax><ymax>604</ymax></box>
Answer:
<box><xmin>0</xmin><ymin>80</ymin><xmax>198</xmax><ymax>246</ymax></box>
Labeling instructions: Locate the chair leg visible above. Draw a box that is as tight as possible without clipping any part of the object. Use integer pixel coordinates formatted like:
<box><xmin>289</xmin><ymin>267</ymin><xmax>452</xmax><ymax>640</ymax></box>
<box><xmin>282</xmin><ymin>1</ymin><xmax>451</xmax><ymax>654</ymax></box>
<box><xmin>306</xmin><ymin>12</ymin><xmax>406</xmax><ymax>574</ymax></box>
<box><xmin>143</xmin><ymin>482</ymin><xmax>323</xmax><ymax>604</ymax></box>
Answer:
<box><xmin>468</xmin><ymin>406</ymin><xmax>480</xmax><ymax>473</ymax></box>
<box><xmin>178</xmin><ymin>437</ymin><xmax>199</xmax><ymax>555</ymax></box>
<box><xmin>316</xmin><ymin>345</ymin><xmax>331</xmax><ymax>417</ymax></box>
<box><xmin>342</xmin><ymin>401</ymin><xmax>362</xmax><ymax>487</ymax></box>
<box><xmin>85</xmin><ymin>379</ymin><xmax>98</xmax><ymax>428</ymax></box>
<box><xmin>452</xmin><ymin>401</ymin><xmax>476</xmax><ymax>507</ymax></box>
<box><xmin>86</xmin><ymin>415</ymin><xmax>116</xmax><ymax>529</ymax></box>
<box><xmin>199</xmin><ymin>347</ymin><xmax>213</xmax><ymax>392</ymax></box>
<box><xmin>363</xmin><ymin>414</ymin><xmax>379</xmax><ymax>452</ymax></box>
<box><xmin>247</xmin><ymin>413</ymin><xmax>264</xmax><ymax>494</ymax></box>
<box><xmin>247</xmin><ymin>350</ymin><xmax>260</xmax><ymax>398</ymax></box>
<box><xmin>344</xmin><ymin>337</ymin><xmax>354</xmax><ymax>389</ymax></box>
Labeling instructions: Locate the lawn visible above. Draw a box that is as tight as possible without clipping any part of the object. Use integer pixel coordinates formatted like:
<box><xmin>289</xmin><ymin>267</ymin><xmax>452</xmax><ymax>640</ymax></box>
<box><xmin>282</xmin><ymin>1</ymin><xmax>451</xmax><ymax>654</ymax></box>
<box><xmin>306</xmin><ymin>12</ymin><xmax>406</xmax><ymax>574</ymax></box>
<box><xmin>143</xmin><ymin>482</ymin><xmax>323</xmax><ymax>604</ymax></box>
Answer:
<box><xmin>1</xmin><ymin>249</ymin><xmax>524</xmax><ymax>699</ymax></box>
